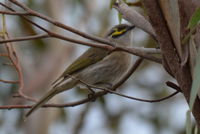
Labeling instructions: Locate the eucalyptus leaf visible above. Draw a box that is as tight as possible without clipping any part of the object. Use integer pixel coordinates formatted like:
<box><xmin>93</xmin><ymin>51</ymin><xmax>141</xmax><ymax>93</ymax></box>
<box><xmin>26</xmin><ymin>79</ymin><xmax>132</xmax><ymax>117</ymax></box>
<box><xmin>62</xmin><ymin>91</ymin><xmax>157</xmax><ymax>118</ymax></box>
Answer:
<box><xmin>189</xmin><ymin>48</ymin><xmax>200</xmax><ymax>109</ymax></box>
<box><xmin>194</xmin><ymin>125</ymin><xmax>198</xmax><ymax>134</ymax></box>
<box><xmin>186</xmin><ymin>110</ymin><xmax>192</xmax><ymax>134</ymax></box>
<box><xmin>188</xmin><ymin>7</ymin><xmax>200</xmax><ymax>29</ymax></box>
<box><xmin>118</xmin><ymin>13</ymin><xmax>122</xmax><ymax>24</ymax></box>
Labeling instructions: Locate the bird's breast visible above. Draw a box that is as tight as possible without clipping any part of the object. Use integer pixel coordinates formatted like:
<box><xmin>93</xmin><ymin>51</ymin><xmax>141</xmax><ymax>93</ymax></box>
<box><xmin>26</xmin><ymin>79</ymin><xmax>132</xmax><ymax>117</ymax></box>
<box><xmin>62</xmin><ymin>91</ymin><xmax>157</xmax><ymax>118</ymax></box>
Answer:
<box><xmin>76</xmin><ymin>51</ymin><xmax>131</xmax><ymax>87</ymax></box>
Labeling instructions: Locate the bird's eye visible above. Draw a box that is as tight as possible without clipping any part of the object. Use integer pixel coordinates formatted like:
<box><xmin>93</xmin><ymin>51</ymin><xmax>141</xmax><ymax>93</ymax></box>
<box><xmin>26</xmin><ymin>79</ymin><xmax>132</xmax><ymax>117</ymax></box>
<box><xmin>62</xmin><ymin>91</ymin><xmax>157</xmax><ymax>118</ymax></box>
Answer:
<box><xmin>111</xmin><ymin>28</ymin><xmax>127</xmax><ymax>38</ymax></box>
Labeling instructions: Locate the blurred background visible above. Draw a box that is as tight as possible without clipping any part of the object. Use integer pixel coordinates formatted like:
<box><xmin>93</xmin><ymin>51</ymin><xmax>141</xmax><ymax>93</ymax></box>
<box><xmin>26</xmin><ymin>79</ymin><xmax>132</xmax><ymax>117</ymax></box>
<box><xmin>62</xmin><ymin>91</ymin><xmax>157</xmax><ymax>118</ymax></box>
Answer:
<box><xmin>0</xmin><ymin>0</ymin><xmax>193</xmax><ymax>134</ymax></box>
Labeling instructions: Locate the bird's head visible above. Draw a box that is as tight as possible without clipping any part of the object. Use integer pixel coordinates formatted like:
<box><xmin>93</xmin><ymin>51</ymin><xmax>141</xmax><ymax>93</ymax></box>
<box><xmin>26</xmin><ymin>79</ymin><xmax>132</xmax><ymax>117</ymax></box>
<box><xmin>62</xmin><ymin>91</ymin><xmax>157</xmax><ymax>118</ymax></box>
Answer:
<box><xmin>106</xmin><ymin>24</ymin><xmax>135</xmax><ymax>46</ymax></box>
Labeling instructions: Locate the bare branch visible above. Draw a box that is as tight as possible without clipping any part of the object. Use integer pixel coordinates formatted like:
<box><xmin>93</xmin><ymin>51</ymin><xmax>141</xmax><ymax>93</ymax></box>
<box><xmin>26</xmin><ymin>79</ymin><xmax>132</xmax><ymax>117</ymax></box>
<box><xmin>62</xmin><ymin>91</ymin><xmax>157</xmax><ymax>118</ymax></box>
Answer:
<box><xmin>0</xmin><ymin>90</ymin><xmax>179</xmax><ymax>109</ymax></box>
<box><xmin>82</xmin><ymin>83</ymin><xmax>179</xmax><ymax>103</ymax></box>
<box><xmin>165</xmin><ymin>81</ymin><xmax>182</xmax><ymax>92</ymax></box>
<box><xmin>0</xmin><ymin>34</ymin><xmax>162</xmax><ymax>64</ymax></box>
<box><xmin>0</xmin><ymin>91</ymin><xmax>108</xmax><ymax>110</ymax></box>
<box><xmin>114</xmin><ymin>46</ymin><xmax>161</xmax><ymax>63</ymax></box>
<box><xmin>7</xmin><ymin>0</ymin><xmax>116</xmax><ymax>47</ymax></box>
<box><xmin>0</xmin><ymin>79</ymin><xmax>19</xmax><ymax>84</ymax></box>
<box><xmin>0</xmin><ymin>10</ymin><xmax>30</xmax><ymax>15</ymax></box>
<box><xmin>0</xmin><ymin>1</ymin><xmax>162</xmax><ymax>64</ymax></box>
<box><xmin>0</xmin><ymin>16</ymin><xmax>37</xmax><ymax>102</ymax></box>
<box><xmin>0</xmin><ymin>2</ymin><xmax>50</xmax><ymax>33</ymax></box>
<box><xmin>0</xmin><ymin>53</ymin><xmax>9</xmax><ymax>56</ymax></box>
<box><xmin>0</xmin><ymin>34</ymin><xmax>49</xmax><ymax>43</ymax></box>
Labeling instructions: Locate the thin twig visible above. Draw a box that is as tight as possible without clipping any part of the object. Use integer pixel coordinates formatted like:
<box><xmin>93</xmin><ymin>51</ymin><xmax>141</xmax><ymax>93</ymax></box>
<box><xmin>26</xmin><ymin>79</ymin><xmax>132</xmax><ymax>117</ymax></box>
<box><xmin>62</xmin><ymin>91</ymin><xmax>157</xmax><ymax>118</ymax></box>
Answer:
<box><xmin>100</xmin><ymin>87</ymin><xmax>179</xmax><ymax>102</ymax></box>
<box><xmin>0</xmin><ymin>1</ymin><xmax>162</xmax><ymax>64</ymax></box>
<box><xmin>0</xmin><ymin>33</ymin><xmax>162</xmax><ymax>63</ymax></box>
<box><xmin>0</xmin><ymin>91</ymin><xmax>108</xmax><ymax>109</ymax></box>
<box><xmin>0</xmin><ymin>53</ymin><xmax>9</xmax><ymax>56</ymax></box>
<box><xmin>166</xmin><ymin>81</ymin><xmax>182</xmax><ymax>92</ymax></box>
<box><xmin>0</xmin><ymin>2</ymin><xmax>50</xmax><ymax>33</ymax></box>
<box><xmin>0</xmin><ymin>10</ymin><xmax>30</xmax><ymax>15</ymax></box>
<box><xmin>0</xmin><ymin>33</ymin><xmax>162</xmax><ymax>64</ymax></box>
<box><xmin>4</xmin><ymin>35</ymin><xmax>36</xmax><ymax>102</ymax></box>
<box><xmin>0</xmin><ymin>79</ymin><xmax>19</xmax><ymax>84</ymax></box>
<box><xmin>1</xmin><ymin>15</ymin><xmax>36</xmax><ymax>102</ymax></box>
<box><xmin>114</xmin><ymin>46</ymin><xmax>161</xmax><ymax>63</ymax></box>
<box><xmin>74</xmin><ymin>76</ymin><xmax>179</xmax><ymax>103</ymax></box>
<box><xmin>0</xmin><ymin>34</ymin><xmax>49</xmax><ymax>44</ymax></box>
<box><xmin>7</xmin><ymin>0</ymin><xmax>116</xmax><ymax>47</ymax></box>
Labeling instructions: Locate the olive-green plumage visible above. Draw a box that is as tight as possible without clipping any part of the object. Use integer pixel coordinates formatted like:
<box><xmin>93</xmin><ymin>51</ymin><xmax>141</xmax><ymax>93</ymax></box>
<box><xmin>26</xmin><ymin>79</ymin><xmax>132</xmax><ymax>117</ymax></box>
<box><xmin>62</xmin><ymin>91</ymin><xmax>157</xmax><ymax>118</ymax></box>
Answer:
<box><xmin>52</xmin><ymin>47</ymin><xmax>110</xmax><ymax>86</ymax></box>
<box><xmin>26</xmin><ymin>24</ymin><xmax>134</xmax><ymax>117</ymax></box>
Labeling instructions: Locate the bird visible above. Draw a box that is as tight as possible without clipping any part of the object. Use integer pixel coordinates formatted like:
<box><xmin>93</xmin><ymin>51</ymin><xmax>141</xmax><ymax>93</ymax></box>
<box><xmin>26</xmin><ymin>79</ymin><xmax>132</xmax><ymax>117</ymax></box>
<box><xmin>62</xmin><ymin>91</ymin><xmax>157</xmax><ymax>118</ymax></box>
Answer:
<box><xmin>25</xmin><ymin>23</ymin><xmax>135</xmax><ymax>117</ymax></box>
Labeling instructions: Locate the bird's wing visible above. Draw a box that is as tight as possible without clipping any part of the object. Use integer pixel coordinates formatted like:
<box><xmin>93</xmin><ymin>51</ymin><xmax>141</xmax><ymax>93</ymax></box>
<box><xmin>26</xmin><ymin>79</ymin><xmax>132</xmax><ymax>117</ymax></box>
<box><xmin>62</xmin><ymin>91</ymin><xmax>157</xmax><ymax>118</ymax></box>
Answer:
<box><xmin>52</xmin><ymin>47</ymin><xmax>110</xmax><ymax>85</ymax></box>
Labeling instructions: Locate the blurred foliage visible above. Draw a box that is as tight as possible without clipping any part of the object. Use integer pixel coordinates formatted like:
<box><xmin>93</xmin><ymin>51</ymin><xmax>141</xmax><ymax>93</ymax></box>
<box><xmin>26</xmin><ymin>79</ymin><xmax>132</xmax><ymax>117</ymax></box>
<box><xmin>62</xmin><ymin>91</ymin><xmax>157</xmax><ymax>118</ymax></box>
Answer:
<box><xmin>188</xmin><ymin>7</ymin><xmax>200</xmax><ymax>29</ymax></box>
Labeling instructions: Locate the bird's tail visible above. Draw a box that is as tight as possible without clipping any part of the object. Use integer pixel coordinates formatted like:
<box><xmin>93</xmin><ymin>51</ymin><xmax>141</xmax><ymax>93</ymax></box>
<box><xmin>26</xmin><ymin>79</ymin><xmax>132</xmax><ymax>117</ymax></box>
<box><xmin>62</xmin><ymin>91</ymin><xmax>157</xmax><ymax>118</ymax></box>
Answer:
<box><xmin>25</xmin><ymin>79</ymin><xmax>78</xmax><ymax>118</ymax></box>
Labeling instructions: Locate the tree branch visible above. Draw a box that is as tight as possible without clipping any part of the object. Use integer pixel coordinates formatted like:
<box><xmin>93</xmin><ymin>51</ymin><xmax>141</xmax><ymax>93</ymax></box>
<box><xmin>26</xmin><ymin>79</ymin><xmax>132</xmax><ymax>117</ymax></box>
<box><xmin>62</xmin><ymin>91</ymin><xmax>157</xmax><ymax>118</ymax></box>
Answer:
<box><xmin>7</xmin><ymin>0</ymin><xmax>116</xmax><ymax>47</ymax></box>
<box><xmin>0</xmin><ymin>33</ymin><xmax>161</xmax><ymax>63</ymax></box>
<box><xmin>0</xmin><ymin>79</ymin><xmax>19</xmax><ymax>84</ymax></box>
<box><xmin>0</xmin><ymin>10</ymin><xmax>30</xmax><ymax>15</ymax></box>
<box><xmin>0</xmin><ymin>91</ymin><xmax>108</xmax><ymax>110</ymax></box>
<box><xmin>0</xmin><ymin>1</ymin><xmax>162</xmax><ymax>64</ymax></box>
<box><xmin>0</xmin><ymin>34</ymin><xmax>50</xmax><ymax>43</ymax></box>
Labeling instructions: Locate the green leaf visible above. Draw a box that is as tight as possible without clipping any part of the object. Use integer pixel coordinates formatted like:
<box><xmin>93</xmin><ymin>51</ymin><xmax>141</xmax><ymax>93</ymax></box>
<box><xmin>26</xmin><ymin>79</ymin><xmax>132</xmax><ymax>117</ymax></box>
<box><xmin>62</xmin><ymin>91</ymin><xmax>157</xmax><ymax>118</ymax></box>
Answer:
<box><xmin>186</xmin><ymin>110</ymin><xmax>192</xmax><ymax>134</ymax></box>
<box><xmin>189</xmin><ymin>48</ymin><xmax>200</xmax><ymax>109</ymax></box>
<box><xmin>188</xmin><ymin>7</ymin><xmax>200</xmax><ymax>29</ymax></box>
<box><xmin>194</xmin><ymin>125</ymin><xmax>198</xmax><ymax>134</ymax></box>
<box><xmin>118</xmin><ymin>13</ymin><xmax>122</xmax><ymax>24</ymax></box>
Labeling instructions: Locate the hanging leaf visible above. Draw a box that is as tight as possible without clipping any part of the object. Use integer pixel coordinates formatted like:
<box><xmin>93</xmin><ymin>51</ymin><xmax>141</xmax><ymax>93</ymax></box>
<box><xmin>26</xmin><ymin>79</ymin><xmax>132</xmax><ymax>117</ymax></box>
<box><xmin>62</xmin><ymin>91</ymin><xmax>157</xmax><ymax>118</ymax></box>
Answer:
<box><xmin>186</xmin><ymin>110</ymin><xmax>192</xmax><ymax>134</ymax></box>
<box><xmin>118</xmin><ymin>13</ymin><xmax>122</xmax><ymax>24</ymax></box>
<box><xmin>188</xmin><ymin>7</ymin><xmax>200</xmax><ymax>29</ymax></box>
<box><xmin>189</xmin><ymin>48</ymin><xmax>200</xmax><ymax>109</ymax></box>
<box><xmin>194</xmin><ymin>125</ymin><xmax>198</xmax><ymax>134</ymax></box>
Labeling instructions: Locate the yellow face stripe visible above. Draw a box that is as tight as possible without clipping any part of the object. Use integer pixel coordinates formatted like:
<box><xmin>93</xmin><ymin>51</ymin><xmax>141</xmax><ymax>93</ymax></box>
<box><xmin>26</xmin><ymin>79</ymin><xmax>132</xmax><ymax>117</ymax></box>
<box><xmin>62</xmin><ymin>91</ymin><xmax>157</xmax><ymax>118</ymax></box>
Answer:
<box><xmin>111</xmin><ymin>28</ymin><xmax>127</xmax><ymax>37</ymax></box>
